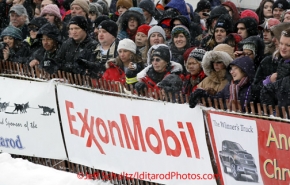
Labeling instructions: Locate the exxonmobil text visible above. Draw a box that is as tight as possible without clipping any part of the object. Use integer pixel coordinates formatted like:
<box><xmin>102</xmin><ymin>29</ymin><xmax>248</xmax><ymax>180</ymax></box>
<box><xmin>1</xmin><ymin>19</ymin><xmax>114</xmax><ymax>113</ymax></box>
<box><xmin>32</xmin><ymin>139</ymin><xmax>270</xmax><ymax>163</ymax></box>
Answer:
<box><xmin>65</xmin><ymin>100</ymin><xmax>200</xmax><ymax>158</ymax></box>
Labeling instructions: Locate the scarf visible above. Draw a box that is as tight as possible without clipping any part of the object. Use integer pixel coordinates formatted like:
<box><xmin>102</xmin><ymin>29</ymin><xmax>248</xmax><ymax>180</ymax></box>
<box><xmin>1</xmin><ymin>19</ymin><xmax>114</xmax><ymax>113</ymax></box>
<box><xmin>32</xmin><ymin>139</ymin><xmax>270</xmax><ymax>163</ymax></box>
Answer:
<box><xmin>229</xmin><ymin>77</ymin><xmax>249</xmax><ymax>110</ymax></box>
<box><xmin>182</xmin><ymin>71</ymin><xmax>206</xmax><ymax>95</ymax></box>
<box><xmin>126</xmin><ymin>28</ymin><xmax>137</xmax><ymax>42</ymax></box>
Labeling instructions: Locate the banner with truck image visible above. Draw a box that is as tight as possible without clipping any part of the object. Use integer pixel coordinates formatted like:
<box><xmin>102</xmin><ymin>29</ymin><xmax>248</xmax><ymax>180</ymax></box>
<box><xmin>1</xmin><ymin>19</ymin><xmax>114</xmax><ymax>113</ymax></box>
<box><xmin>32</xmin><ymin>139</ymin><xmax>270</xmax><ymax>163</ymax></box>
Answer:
<box><xmin>206</xmin><ymin>111</ymin><xmax>290</xmax><ymax>185</ymax></box>
<box><xmin>0</xmin><ymin>77</ymin><xmax>66</xmax><ymax>159</ymax></box>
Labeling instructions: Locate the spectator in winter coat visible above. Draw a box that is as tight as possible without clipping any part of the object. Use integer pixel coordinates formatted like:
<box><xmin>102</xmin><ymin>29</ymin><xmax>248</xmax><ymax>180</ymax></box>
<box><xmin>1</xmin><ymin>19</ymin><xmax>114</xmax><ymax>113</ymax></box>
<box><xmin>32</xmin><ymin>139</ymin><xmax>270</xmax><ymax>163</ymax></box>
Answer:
<box><xmin>44</xmin><ymin>16</ymin><xmax>97</xmax><ymax>75</ymax></box>
<box><xmin>92</xmin><ymin>15</ymin><xmax>110</xmax><ymax>41</ymax></box>
<box><xmin>182</xmin><ymin>48</ymin><xmax>207</xmax><ymax>96</ymax></box>
<box><xmin>80</xmin><ymin>20</ymin><xmax>119</xmax><ymax>78</ymax></box>
<box><xmin>135</xmin><ymin>45</ymin><xmax>183</xmax><ymax>94</ymax></box>
<box><xmin>258</xmin><ymin>18</ymin><xmax>280</xmax><ymax>56</ymax></box>
<box><xmin>235</xmin><ymin>17</ymin><xmax>258</xmax><ymax>40</ymax></box>
<box><xmin>23</xmin><ymin>17</ymin><xmax>48</xmax><ymax>57</ymax></box>
<box><xmin>117</xmin><ymin>7</ymin><xmax>145</xmax><ymax>41</ymax></box>
<box><xmin>197</xmin><ymin>44</ymin><xmax>234</xmax><ymax>95</ymax></box>
<box><xmin>272</xmin><ymin>0</ymin><xmax>289</xmax><ymax>21</ymax></box>
<box><xmin>28</xmin><ymin>23</ymin><xmax>61</xmax><ymax>74</ymax></box>
<box><xmin>135</xmin><ymin>24</ymin><xmax>151</xmax><ymax>61</ymax></box>
<box><xmin>9</xmin><ymin>5</ymin><xmax>29</xmax><ymax>39</ymax></box>
<box><xmin>201</xmin><ymin>14</ymin><xmax>233</xmax><ymax>51</ymax></box>
<box><xmin>170</xmin><ymin>25</ymin><xmax>191</xmax><ymax>73</ymax></box>
<box><xmin>255</xmin><ymin>0</ymin><xmax>274</xmax><ymax>25</ymax></box>
<box><xmin>103</xmin><ymin>39</ymin><xmax>144</xmax><ymax>85</ymax></box>
<box><xmin>0</xmin><ymin>25</ymin><xmax>29</xmax><ymax>63</ymax></box>
<box><xmin>222</xmin><ymin>1</ymin><xmax>240</xmax><ymax>25</ymax></box>
<box><xmin>190</xmin><ymin>56</ymin><xmax>257</xmax><ymax>113</ymax></box>
<box><xmin>139</xmin><ymin>0</ymin><xmax>158</xmax><ymax>26</ymax></box>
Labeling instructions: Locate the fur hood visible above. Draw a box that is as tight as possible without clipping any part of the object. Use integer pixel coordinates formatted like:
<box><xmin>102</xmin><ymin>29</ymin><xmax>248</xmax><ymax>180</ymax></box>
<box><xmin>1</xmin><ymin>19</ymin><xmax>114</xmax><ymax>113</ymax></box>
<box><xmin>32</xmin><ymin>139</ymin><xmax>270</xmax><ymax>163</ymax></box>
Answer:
<box><xmin>202</xmin><ymin>50</ymin><xmax>233</xmax><ymax>76</ymax></box>
<box><xmin>137</xmin><ymin>61</ymin><xmax>183</xmax><ymax>82</ymax></box>
<box><xmin>118</xmin><ymin>7</ymin><xmax>145</xmax><ymax>31</ymax></box>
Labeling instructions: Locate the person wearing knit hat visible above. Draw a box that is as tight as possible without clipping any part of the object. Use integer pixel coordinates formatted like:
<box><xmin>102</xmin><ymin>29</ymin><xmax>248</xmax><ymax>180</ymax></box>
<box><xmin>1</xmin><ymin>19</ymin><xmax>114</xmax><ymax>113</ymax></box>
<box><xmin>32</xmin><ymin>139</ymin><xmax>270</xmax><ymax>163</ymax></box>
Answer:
<box><xmin>143</xmin><ymin>25</ymin><xmax>166</xmax><ymax>63</ymax></box>
<box><xmin>70</xmin><ymin>0</ymin><xmax>90</xmax><ymax>17</ymax></box>
<box><xmin>41</xmin><ymin>4</ymin><xmax>62</xmax><ymax>21</ymax></box>
<box><xmin>135</xmin><ymin>45</ymin><xmax>183</xmax><ymax>94</ymax></box>
<box><xmin>102</xmin><ymin>38</ymin><xmax>143</xmax><ymax>84</ymax></box>
<box><xmin>135</xmin><ymin>24</ymin><xmax>151</xmax><ymax>56</ymax></box>
<box><xmin>213</xmin><ymin>14</ymin><xmax>233</xmax><ymax>44</ymax></box>
<box><xmin>116</xmin><ymin>0</ymin><xmax>133</xmax><ymax>15</ymax></box>
<box><xmin>195</xmin><ymin>0</ymin><xmax>211</xmax><ymax>19</ymax></box>
<box><xmin>0</xmin><ymin>25</ymin><xmax>30</xmax><ymax>63</ymax></box>
<box><xmin>273</xmin><ymin>0</ymin><xmax>289</xmax><ymax>21</ymax></box>
<box><xmin>139</xmin><ymin>0</ymin><xmax>158</xmax><ymax>26</ymax></box>
<box><xmin>69</xmin><ymin>16</ymin><xmax>88</xmax><ymax>32</ymax></box>
<box><xmin>170</xmin><ymin>25</ymin><xmax>191</xmax><ymax>73</ymax></box>
<box><xmin>206</xmin><ymin>6</ymin><xmax>229</xmax><ymax>35</ymax></box>
<box><xmin>88</xmin><ymin>3</ymin><xmax>101</xmax><ymax>22</ymax></box>
<box><xmin>98</xmin><ymin>20</ymin><xmax>118</xmax><ymax>38</ymax></box>
<box><xmin>282</xmin><ymin>9</ymin><xmax>290</xmax><ymax>22</ymax></box>
<box><xmin>197</xmin><ymin>44</ymin><xmax>234</xmax><ymax>95</ymax></box>
<box><xmin>182</xmin><ymin>48</ymin><xmax>207</xmax><ymax>95</ymax></box>
<box><xmin>92</xmin><ymin>15</ymin><xmax>110</xmax><ymax>40</ymax></box>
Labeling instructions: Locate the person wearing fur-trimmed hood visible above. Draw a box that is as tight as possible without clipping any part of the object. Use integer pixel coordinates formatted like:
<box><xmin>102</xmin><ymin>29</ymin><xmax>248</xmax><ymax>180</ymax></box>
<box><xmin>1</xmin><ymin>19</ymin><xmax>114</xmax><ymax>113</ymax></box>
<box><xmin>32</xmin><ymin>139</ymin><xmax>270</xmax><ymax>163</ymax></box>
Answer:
<box><xmin>197</xmin><ymin>44</ymin><xmax>234</xmax><ymax>95</ymax></box>
<box><xmin>117</xmin><ymin>7</ymin><xmax>145</xmax><ymax>41</ymax></box>
<box><xmin>135</xmin><ymin>45</ymin><xmax>183</xmax><ymax>94</ymax></box>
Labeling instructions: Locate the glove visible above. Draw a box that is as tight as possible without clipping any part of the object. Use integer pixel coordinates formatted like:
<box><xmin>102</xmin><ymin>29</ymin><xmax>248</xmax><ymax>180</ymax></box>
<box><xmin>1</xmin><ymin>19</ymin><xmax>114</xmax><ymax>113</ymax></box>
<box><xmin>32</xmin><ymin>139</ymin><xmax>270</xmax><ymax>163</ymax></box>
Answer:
<box><xmin>135</xmin><ymin>81</ymin><xmax>146</xmax><ymax>92</ymax></box>
<box><xmin>157</xmin><ymin>74</ymin><xmax>182</xmax><ymax>93</ymax></box>
<box><xmin>189</xmin><ymin>89</ymin><xmax>206</xmax><ymax>108</ymax></box>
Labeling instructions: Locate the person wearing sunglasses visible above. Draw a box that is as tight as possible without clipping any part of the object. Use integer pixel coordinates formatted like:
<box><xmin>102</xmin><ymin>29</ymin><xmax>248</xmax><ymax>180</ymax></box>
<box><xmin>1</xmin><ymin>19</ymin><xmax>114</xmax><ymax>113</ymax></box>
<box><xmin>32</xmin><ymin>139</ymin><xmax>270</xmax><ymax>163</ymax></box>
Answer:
<box><xmin>135</xmin><ymin>45</ymin><xmax>183</xmax><ymax>95</ymax></box>
<box><xmin>0</xmin><ymin>25</ymin><xmax>29</xmax><ymax>63</ymax></box>
<box><xmin>23</xmin><ymin>17</ymin><xmax>48</xmax><ymax>57</ymax></box>
<box><xmin>197</xmin><ymin>44</ymin><xmax>234</xmax><ymax>95</ymax></box>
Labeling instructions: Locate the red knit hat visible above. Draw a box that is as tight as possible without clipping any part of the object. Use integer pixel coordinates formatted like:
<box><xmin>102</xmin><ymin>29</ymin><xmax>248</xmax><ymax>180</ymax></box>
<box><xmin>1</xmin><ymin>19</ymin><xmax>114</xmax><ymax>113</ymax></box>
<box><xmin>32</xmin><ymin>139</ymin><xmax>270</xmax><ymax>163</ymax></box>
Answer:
<box><xmin>160</xmin><ymin>18</ymin><xmax>171</xmax><ymax>28</ymax></box>
<box><xmin>136</xmin><ymin>24</ymin><xmax>151</xmax><ymax>36</ymax></box>
<box><xmin>183</xmin><ymin>47</ymin><xmax>196</xmax><ymax>64</ymax></box>
<box><xmin>240</xmin><ymin>10</ymin><xmax>259</xmax><ymax>23</ymax></box>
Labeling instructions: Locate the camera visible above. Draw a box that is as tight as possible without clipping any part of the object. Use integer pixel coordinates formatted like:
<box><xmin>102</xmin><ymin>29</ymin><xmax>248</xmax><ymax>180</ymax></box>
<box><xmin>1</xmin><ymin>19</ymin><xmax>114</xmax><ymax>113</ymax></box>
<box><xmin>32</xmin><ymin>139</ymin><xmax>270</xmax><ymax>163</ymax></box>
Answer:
<box><xmin>0</xmin><ymin>42</ymin><xmax>8</xmax><ymax>50</ymax></box>
<box><xmin>132</xmin><ymin>63</ymin><xmax>137</xmax><ymax>70</ymax></box>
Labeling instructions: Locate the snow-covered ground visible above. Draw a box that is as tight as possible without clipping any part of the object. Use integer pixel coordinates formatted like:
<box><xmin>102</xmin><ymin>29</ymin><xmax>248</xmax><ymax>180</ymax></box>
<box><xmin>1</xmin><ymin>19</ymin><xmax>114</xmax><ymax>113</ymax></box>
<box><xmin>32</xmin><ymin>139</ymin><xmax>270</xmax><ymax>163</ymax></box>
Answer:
<box><xmin>0</xmin><ymin>153</ymin><xmax>113</xmax><ymax>185</ymax></box>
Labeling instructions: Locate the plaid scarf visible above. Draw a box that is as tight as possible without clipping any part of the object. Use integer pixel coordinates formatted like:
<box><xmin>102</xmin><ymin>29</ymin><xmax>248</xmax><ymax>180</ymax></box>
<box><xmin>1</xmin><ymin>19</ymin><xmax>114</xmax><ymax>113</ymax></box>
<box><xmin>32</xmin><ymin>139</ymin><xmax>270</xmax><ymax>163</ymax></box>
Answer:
<box><xmin>229</xmin><ymin>77</ymin><xmax>249</xmax><ymax>109</ymax></box>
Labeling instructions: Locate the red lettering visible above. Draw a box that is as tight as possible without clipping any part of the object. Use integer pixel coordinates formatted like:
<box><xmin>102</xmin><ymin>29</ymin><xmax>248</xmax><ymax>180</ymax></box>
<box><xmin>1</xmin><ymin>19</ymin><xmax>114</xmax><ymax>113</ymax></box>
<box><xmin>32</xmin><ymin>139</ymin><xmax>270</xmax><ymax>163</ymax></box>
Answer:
<box><xmin>145</xmin><ymin>127</ymin><xmax>162</xmax><ymax>154</ymax></box>
<box><xmin>77</xmin><ymin>110</ymin><xmax>105</xmax><ymax>154</ymax></box>
<box><xmin>159</xmin><ymin>119</ymin><xmax>181</xmax><ymax>157</ymax></box>
<box><xmin>65</xmin><ymin>101</ymin><xmax>78</xmax><ymax>136</ymax></box>
<box><xmin>108</xmin><ymin>120</ymin><xmax>124</xmax><ymax>147</ymax></box>
<box><xmin>120</xmin><ymin>114</ymin><xmax>146</xmax><ymax>151</ymax></box>
<box><xmin>96</xmin><ymin>118</ymin><xmax>109</xmax><ymax>143</ymax></box>
<box><xmin>177</xmin><ymin>122</ymin><xmax>192</xmax><ymax>158</ymax></box>
<box><xmin>186</xmin><ymin>122</ymin><xmax>200</xmax><ymax>159</ymax></box>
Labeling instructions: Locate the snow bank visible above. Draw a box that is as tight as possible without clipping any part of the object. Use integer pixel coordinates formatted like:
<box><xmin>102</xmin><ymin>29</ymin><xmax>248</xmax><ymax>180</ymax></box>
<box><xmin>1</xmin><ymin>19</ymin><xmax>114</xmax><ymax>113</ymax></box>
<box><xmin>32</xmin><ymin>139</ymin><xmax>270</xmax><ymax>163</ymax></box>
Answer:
<box><xmin>0</xmin><ymin>153</ymin><xmax>112</xmax><ymax>185</ymax></box>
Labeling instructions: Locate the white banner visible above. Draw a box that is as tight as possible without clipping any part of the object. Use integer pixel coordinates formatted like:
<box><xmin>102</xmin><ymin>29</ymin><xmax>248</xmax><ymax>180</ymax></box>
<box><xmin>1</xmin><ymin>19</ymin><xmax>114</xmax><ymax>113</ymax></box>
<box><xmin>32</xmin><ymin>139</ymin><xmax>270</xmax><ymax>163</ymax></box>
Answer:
<box><xmin>0</xmin><ymin>77</ymin><xmax>67</xmax><ymax>159</ymax></box>
<box><xmin>57</xmin><ymin>84</ymin><xmax>216</xmax><ymax>185</ymax></box>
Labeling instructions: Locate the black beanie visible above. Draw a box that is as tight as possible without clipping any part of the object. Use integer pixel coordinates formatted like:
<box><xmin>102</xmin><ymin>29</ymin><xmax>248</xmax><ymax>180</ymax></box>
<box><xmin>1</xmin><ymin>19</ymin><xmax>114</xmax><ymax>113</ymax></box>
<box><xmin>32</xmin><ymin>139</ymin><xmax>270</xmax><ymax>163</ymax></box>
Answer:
<box><xmin>139</xmin><ymin>0</ymin><xmax>155</xmax><ymax>16</ymax></box>
<box><xmin>214</xmin><ymin>14</ymin><xmax>233</xmax><ymax>34</ymax></box>
<box><xmin>94</xmin><ymin>15</ymin><xmax>110</xmax><ymax>27</ymax></box>
<box><xmin>273</xmin><ymin>0</ymin><xmax>289</xmax><ymax>10</ymax></box>
<box><xmin>28</xmin><ymin>17</ymin><xmax>48</xmax><ymax>28</ymax></box>
<box><xmin>195</xmin><ymin>0</ymin><xmax>211</xmax><ymax>13</ymax></box>
<box><xmin>151</xmin><ymin>46</ymin><xmax>171</xmax><ymax>63</ymax></box>
<box><xmin>98</xmin><ymin>20</ymin><xmax>118</xmax><ymax>38</ymax></box>
<box><xmin>69</xmin><ymin>16</ymin><xmax>88</xmax><ymax>32</ymax></box>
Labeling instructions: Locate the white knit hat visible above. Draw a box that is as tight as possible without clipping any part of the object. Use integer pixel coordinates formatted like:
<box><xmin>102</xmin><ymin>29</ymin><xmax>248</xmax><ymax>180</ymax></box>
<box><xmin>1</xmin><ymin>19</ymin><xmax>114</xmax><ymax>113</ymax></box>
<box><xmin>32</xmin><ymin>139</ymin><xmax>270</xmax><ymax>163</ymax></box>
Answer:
<box><xmin>117</xmin><ymin>38</ymin><xmax>136</xmax><ymax>54</ymax></box>
<box><xmin>148</xmin><ymin>25</ymin><xmax>166</xmax><ymax>40</ymax></box>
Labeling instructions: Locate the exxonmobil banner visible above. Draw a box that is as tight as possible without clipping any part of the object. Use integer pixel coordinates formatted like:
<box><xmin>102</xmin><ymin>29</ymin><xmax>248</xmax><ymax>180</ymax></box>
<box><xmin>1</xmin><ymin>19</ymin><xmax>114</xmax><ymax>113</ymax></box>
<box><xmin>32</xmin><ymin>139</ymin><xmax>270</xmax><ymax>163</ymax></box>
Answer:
<box><xmin>57</xmin><ymin>84</ymin><xmax>216</xmax><ymax>185</ymax></box>
<box><xmin>206</xmin><ymin>111</ymin><xmax>290</xmax><ymax>185</ymax></box>
<box><xmin>0</xmin><ymin>77</ymin><xmax>66</xmax><ymax>159</ymax></box>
